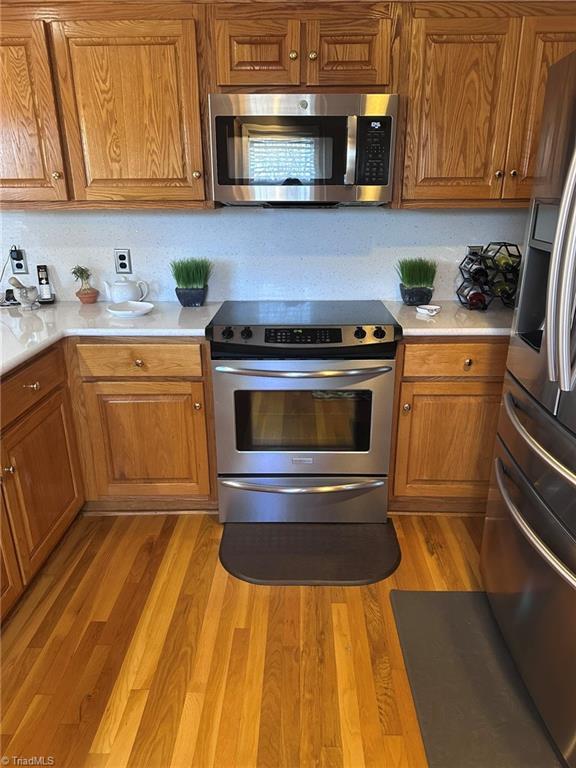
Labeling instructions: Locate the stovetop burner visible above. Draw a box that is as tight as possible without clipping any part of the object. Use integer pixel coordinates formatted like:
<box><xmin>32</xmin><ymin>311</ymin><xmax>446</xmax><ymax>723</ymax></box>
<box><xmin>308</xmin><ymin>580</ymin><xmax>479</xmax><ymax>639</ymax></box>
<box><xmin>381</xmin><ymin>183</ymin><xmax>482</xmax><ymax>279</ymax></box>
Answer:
<box><xmin>206</xmin><ymin>300</ymin><xmax>402</xmax><ymax>360</ymax></box>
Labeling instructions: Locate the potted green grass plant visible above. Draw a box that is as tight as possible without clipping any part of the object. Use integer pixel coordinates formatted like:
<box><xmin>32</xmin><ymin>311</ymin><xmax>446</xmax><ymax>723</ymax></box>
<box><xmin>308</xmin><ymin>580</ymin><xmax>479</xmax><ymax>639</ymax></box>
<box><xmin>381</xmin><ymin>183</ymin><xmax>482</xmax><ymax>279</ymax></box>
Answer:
<box><xmin>396</xmin><ymin>258</ymin><xmax>437</xmax><ymax>306</ymax></box>
<box><xmin>71</xmin><ymin>265</ymin><xmax>99</xmax><ymax>304</ymax></box>
<box><xmin>170</xmin><ymin>258</ymin><xmax>213</xmax><ymax>307</ymax></box>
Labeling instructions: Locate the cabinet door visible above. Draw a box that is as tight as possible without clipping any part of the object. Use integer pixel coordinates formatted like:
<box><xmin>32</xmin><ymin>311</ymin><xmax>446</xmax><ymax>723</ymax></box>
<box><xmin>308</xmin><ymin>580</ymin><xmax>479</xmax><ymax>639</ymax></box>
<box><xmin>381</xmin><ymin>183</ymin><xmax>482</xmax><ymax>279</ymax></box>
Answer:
<box><xmin>1</xmin><ymin>389</ymin><xmax>84</xmax><ymax>583</ymax></box>
<box><xmin>83</xmin><ymin>381</ymin><xmax>210</xmax><ymax>498</ymax></box>
<box><xmin>0</xmin><ymin>20</ymin><xmax>67</xmax><ymax>201</ymax></box>
<box><xmin>503</xmin><ymin>16</ymin><xmax>576</xmax><ymax>200</ymax></box>
<box><xmin>394</xmin><ymin>380</ymin><xmax>502</xmax><ymax>499</ymax></box>
<box><xmin>305</xmin><ymin>18</ymin><xmax>391</xmax><ymax>86</ymax></box>
<box><xmin>215</xmin><ymin>18</ymin><xmax>301</xmax><ymax>85</ymax></box>
<box><xmin>0</xmin><ymin>491</ymin><xmax>24</xmax><ymax>620</ymax></box>
<box><xmin>51</xmin><ymin>20</ymin><xmax>204</xmax><ymax>201</ymax></box>
<box><xmin>403</xmin><ymin>17</ymin><xmax>520</xmax><ymax>201</ymax></box>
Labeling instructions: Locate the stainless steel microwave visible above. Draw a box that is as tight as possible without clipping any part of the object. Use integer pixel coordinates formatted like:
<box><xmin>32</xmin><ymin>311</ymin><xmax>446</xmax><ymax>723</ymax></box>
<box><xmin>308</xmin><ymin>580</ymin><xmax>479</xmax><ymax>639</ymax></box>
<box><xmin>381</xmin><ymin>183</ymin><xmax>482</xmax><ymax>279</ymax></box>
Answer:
<box><xmin>208</xmin><ymin>93</ymin><xmax>398</xmax><ymax>206</ymax></box>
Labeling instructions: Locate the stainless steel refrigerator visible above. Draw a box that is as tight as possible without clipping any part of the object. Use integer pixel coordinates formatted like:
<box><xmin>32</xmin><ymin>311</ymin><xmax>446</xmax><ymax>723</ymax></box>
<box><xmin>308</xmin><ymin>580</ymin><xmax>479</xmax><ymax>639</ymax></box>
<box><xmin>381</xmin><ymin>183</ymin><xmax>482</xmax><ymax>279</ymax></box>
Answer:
<box><xmin>481</xmin><ymin>52</ymin><xmax>576</xmax><ymax>766</ymax></box>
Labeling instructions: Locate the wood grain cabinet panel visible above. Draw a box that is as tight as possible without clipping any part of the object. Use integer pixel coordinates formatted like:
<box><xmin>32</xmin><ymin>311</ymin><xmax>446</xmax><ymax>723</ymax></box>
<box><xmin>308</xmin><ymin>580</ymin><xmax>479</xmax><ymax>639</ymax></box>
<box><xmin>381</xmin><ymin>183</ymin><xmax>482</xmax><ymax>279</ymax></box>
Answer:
<box><xmin>403</xmin><ymin>17</ymin><xmax>520</xmax><ymax>201</ymax></box>
<box><xmin>215</xmin><ymin>18</ymin><xmax>301</xmax><ymax>85</ymax></box>
<box><xmin>82</xmin><ymin>381</ymin><xmax>211</xmax><ymax>498</ymax></box>
<box><xmin>76</xmin><ymin>342</ymin><xmax>202</xmax><ymax>379</ymax></box>
<box><xmin>403</xmin><ymin>341</ymin><xmax>508</xmax><ymax>379</ymax></box>
<box><xmin>503</xmin><ymin>16</ymin><xmax>576</xmax><ymax>200</ymax></box>
<box><xmin>1</xmin><ymin>389</ymin><xmax>84</xmax><ymax>583</ymax></box>
<box><xmin>0</xmin><ymin>491</ymin><xmax>24</xmax><ymax>620</ymax></box>
<box><xmin>305</xmin><ymin>18</ymin><xmax>391</xmax><ymax>86</ymax></box>
<box><xmin>0</xmin><ymin>20</ymin><xmax>67</xmax><ymax>201</ymax></box>
<box><xmin>51</xmin><ymin>19</ymin><xmax>204</xmax><ymax>201</ymax></box>
<box><xmin>394</xmin><ymin>380</ymin><xmax>502</xmax><ymax>499</ymax></box>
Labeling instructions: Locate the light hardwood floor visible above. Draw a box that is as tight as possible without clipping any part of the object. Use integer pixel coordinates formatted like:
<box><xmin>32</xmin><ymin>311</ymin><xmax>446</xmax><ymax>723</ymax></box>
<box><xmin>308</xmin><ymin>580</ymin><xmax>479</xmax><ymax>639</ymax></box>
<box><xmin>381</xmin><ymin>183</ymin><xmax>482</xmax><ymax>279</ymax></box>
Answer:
<box><xmin>1</xmin><ymin>513</ymin><xmax>484</xmax><ymax>768</ymax></box>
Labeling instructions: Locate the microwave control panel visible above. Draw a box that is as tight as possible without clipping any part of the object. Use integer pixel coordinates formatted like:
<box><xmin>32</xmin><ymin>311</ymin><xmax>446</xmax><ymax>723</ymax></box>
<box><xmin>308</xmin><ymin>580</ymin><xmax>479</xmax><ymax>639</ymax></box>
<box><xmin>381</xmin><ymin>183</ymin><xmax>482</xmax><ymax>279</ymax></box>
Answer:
<box><xmin>356</xmin><ymin>117</ymin><xmax>392</xmax><ymax>186</ymax></box>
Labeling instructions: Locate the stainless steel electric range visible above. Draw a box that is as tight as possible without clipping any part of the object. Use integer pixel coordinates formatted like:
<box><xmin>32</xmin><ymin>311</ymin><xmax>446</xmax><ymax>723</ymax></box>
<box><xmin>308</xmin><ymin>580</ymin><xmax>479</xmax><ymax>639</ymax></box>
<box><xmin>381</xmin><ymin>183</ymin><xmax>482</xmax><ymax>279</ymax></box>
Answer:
<box><xmin>206</xmin><ymin>301</ymin><xmax>402</xmax><ymax>523</ymax></box>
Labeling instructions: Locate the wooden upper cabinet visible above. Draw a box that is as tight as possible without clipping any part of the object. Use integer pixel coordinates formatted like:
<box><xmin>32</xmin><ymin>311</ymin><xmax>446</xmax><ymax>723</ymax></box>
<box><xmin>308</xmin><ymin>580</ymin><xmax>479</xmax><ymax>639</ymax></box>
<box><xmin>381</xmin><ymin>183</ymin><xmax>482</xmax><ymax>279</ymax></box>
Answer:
<box><xmin>215</xmin><ymin>18</ymin><xmax>301</xmax><ymax>85</ymax></box>
<box><xmin>403</xmin><ymin>17</ymin><xmax>520</xmax><ymax>201</ymax></box>
<box><xmin>51</xmin><ymin>19</ymin><xmax>204</xmax><ymax>201</ymax></box>
<box><xmin>305</xmin><ymin>18</ymin><xmax>391</xmax><ymax>86</ymax></box>
<box><xmin>503</xmin><ymin>16</ymin><xmax>576</xmax><ymax>200</ymax></box>
<box><xmin>0</xmin><ymin>21</ymin><xmax>67</xmax><ymax>201</ymax></box>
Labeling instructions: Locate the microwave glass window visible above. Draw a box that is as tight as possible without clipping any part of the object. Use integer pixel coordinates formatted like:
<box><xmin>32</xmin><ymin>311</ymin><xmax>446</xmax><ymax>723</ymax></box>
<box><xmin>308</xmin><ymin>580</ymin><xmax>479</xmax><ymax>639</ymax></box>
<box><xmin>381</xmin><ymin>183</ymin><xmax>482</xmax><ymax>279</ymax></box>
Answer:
<box><xmin>216</xmin><ymin>117</ymin><xmax>347</xmax><ymax>186</ymax></box>
<box><xmin>234</xmin><ymin>390</ymin><xmax>372</xmax><ymax>452</ymax></box>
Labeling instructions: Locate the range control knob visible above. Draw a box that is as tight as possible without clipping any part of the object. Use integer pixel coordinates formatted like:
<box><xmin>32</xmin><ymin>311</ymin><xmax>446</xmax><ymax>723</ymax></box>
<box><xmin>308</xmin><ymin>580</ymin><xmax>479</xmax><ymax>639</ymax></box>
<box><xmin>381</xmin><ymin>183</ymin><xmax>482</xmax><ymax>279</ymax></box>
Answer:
<box><xmin>354</xmin><ymin>326</ymin><xmax>367</xmax><ymax>339</ymax></box>
<box><xmin>240</xmin><ymin>326</ymin><xmax>253</xmax><ymax>340</ymax></box>
<box><xmin>221</xmin><ymin>326</ymin><xmax>234</xmax><ymax>340</ymax></box>
<box><xmin>373</xmin><ymin>326</ymin><xmax>386</xmax><ymax>339</ymax></box>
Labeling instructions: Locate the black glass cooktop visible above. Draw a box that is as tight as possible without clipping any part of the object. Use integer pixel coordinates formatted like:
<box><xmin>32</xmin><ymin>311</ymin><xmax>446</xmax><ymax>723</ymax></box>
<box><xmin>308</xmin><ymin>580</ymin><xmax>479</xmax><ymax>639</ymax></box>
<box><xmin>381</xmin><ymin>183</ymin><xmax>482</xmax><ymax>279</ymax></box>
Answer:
<box><xmin>207</xmin><ymin>300</ymin><xmax>400</xmax><ymax>328</ymax></box>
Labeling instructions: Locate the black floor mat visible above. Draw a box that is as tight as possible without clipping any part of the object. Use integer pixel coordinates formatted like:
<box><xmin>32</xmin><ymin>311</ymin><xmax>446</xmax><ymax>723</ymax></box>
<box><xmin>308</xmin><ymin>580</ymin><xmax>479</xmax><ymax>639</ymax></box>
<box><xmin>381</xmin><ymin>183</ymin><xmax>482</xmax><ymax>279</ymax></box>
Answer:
<box><xmin>219</xmin><ymin>521</ymin><xmax>401</xmax><ymax>586</ymax></box>
<box><xmin>391</xmin><ymin>590</ymin><xmax>564</xmax><ymax>768</ymax></box>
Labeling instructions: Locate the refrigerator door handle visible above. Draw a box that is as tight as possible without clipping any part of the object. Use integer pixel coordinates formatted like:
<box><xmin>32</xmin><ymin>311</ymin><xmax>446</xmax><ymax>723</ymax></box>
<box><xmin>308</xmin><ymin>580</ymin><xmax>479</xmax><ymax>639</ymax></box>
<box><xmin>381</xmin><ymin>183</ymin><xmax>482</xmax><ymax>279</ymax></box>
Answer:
<box><xmin>503</xmin><ymin>392</ymin><xmax>576</xmax><ymax>488</ymax></box>
<box><xmin>546</xmin><ymin>144</ymin><xmax>576</xmax><ymax>383</ymax></box>
<box><xmin>557</xmin><ymin>146</ymin><xmax>576</xmax><ymax>391</ymax></box>
<box><xmin>495</xmin><ymin>459</ymin><xmax>576</xmax><ymax>590</ymax></box>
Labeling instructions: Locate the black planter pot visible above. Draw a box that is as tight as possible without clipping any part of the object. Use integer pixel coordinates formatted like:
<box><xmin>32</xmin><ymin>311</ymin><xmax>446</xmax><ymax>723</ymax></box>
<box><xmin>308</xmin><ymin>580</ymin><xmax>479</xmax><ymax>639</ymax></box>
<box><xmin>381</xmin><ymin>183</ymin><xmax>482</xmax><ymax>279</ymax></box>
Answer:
<box><xmin>175</xmin><ymin>286</ymin><xmax>207</xmax><ymax>307</ymax></box>
<box><xmin>400</xmin><ymin>284</ymin><xmax>434</xmax><ymax>306</ymax></box>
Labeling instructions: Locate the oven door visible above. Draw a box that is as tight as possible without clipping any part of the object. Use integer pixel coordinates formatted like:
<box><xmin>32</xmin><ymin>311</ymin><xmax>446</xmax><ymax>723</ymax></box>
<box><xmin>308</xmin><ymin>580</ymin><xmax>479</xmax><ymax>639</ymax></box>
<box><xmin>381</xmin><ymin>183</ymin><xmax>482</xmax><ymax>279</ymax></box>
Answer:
<box><xmin>211</xmin><ymin>359</ymin><xmax>396</xmax><ymax>475</ymax></box>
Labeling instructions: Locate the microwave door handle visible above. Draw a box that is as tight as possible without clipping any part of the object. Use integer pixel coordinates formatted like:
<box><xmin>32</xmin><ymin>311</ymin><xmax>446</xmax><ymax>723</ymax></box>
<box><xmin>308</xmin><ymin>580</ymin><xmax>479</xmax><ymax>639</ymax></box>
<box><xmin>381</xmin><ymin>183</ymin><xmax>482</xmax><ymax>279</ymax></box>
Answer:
<box><xmin>213</xmin><ymin>365</ymin><xmax>393</xmax><ymax>378</ymax></box>
<box><xmin>556</xmin><ymin>155</ymin><xmax>576</xmax><ymax>391</ymax></box>
<box><xmin>344</xmin><ymin>115</ymin><xmax>357</xmax><ymax>186</ymax></box>
<box><xmin>546</xmin><ymin>144</ymin><xmax>576</xmax><ymax>383</ymax></box>
<box><xmin>220</xmin><ymin>479</ymin><xmax>385</xmax><ymax>494</ymax></box>
<box><xmin>494</xmin><ymin>459</ymin><xmax>576</xmax><ymax>590</ymax></box>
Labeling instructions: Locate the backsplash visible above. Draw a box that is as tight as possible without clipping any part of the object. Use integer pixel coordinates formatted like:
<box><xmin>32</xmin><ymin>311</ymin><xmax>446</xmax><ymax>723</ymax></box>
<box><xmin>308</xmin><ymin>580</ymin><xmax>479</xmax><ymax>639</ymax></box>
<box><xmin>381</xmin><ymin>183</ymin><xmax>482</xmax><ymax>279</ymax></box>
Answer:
<box><xmin>0</xmin><ymin>207</ymin><xmax>527</xmax><ymax>302</ymax></box>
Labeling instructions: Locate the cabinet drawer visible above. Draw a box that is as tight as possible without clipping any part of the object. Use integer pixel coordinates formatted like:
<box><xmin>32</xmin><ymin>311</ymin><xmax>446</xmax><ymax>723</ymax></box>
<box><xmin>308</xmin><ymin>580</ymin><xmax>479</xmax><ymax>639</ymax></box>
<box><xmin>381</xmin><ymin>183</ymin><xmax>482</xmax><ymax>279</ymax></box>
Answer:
<box><xmin>1</xmin><ymin>346</ymin><xmax>65</xmax><ymax>429</ymax></box>
<box><xmin>77</xmin><ymin>343</ymin><xmax>203</xmax><ymax>378</ymax></box>
<box><xmin>403</xmin><ymin>341</ymin><xmax>507</xmax><ymax>379</ymax></box>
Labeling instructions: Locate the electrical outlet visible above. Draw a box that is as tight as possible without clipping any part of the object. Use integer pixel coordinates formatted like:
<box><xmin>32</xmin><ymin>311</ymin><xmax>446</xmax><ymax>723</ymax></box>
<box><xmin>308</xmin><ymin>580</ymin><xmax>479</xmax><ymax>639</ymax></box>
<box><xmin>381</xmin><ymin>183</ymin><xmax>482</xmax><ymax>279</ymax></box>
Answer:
<box><xmin>114</xmin><ymin>248</ymin><xmax>132</xmax><ymax>274</ymax></box>
<box><xmin>9</xmin><ymin>246</ymin><xmax>28</xmax><ymax>275</ymax></box>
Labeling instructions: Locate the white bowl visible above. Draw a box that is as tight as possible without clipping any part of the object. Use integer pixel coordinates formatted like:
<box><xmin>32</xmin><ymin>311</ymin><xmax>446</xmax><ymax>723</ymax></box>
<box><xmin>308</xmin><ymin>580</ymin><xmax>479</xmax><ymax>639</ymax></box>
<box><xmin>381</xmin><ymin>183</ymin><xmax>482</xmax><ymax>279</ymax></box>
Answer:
<box><xmin>106</xmin><ymin>301</ymin><xmax>154</xmax><ymax>317</ymax></box>
<box><xmin>416</xmin><ymin>304</ymin><xmax>441</xmax><ymax>316</ymax></box>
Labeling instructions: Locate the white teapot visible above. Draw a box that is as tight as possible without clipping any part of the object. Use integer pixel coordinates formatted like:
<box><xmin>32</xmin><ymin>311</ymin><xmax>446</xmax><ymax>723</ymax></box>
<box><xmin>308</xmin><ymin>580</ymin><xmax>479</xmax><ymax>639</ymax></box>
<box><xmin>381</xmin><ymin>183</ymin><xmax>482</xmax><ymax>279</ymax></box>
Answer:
<box><xmin>103</xmin><ymin>276</ymin><xmax>149</xmax><ymax>303</ymax></box>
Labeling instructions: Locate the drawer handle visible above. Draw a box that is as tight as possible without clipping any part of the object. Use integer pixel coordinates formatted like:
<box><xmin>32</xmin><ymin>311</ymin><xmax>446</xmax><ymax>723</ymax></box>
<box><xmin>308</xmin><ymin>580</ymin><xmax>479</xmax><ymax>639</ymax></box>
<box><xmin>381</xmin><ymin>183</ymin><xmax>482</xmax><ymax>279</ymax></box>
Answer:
<box><xmin>464</xmin><ymin>358</ymin><xmax>473</xmax><ymax>369</ymax></box>
<box><xmin>134</xmin><ymin>359</ymin><xmax>145</xmax><ymax>368</ymax></box>
<box><xmin>289</xmin><ymin>50</ymin><xmax>299</xmax><ymax>60</ymax></box>
<box><xmin>193</xmin><ymin>402</ymin><xmax>202</xmax><ymax>411</ymax></box>
<box><xmin>403</xmin><ymin>403</ymin><xmax>411</xmax><ymax>413</ymax></box>
<box><xmin>308</xmin><ymin>50</ymin><xmax>318</xmax><ymax>61</ymax></box>
<box><xmin>3</xmin><ymin>465</ymin><xmax>16</xmax><ymax>474</ymax></box>
<box><xmin>22</xmin><ymin>381</ymin><xmax>40</xmax><ymax>390</ymax></box>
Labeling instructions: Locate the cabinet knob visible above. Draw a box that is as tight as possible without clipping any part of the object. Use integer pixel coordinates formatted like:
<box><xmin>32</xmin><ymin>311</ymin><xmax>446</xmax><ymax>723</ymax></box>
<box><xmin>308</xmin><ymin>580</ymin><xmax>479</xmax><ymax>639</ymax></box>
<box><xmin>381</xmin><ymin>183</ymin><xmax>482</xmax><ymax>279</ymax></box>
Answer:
<box><xmin>403</xmin><ymin>403</ymin><xmax>412</xmax><ymax>413</ymax></box>
<box><xmin>510</xmin><ymin>169</ymin><xmax>518</xmax><ymax>177</ymax></box>
<box><xmin>494</xmin><ymin>170</ymin><xmax>504</xmax><ymax>179</ymax></box>
<box><xmin>3</xmin><ymin>465</ymin><xmax>16</xmax><ymax>474</ymax></box>
<box><xmin>22</xmin><ymin>381</ymin><xmax>40</xmax><ymax>391</ymax></box>
<box><xmin>308</xmin><ymin>50</ymin><xmax>318</xmax><ymax>61</ymax></box>
<box><xmin>51</xmin><ymin>171</ymin><xmax>62</xmax><ymax>180</ymax></box>
<box><xmin>193</xmin><ymin>402</ymin><xmax>202</xmax><ymax>410</ymax></box>
<box><xmin>289</xmin><ymin>50</ymin><xmax>299</xmax><ymax>60</ymax></box>
<box><xmin>134</xmin><ymin>358</ymin><xmax>145</xmax><ymax>368</ymax></box>
<box><xmin>192</xmin><ymin>170</ymin><xmax>202</xmax><ymax>179</ymax></box>
<box><xmin>464</xmin><ymin>358</ymin><xmax>473</xmax><ymax>369</ymax></box>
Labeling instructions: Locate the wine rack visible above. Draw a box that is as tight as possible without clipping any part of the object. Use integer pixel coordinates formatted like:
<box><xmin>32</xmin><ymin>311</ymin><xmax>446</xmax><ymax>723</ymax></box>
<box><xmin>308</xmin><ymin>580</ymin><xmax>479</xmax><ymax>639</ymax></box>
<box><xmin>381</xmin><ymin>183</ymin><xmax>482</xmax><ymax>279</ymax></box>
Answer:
<box><xmin>456</xmin><ymin>242</ymin><xmax>521</xmax><ymax>311</ymax></box>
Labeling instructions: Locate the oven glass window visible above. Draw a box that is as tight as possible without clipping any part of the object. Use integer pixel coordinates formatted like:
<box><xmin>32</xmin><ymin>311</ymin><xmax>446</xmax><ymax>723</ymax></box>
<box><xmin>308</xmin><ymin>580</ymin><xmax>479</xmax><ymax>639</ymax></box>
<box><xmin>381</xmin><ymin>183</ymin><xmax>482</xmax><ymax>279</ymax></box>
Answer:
<box><xmin>234</xmin><ymin>390</ymin><xmax>372</xmax><ymax>451</ymax></box>
<box><xmin>215</xmin><ymin>117</ymin><xmax>347</xmax><ymax>186</ymax></box>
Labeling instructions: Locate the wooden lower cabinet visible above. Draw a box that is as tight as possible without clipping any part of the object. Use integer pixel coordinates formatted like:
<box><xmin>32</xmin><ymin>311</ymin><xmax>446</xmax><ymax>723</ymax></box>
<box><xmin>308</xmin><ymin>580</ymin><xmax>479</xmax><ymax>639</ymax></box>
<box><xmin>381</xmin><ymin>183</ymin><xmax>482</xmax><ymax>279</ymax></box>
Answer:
<box><xmin>394</xmin><ymin>380</ymin><xmax>502</xmax><ymax>501</ymax></box>
<box><xmin>0</xmin><ymin>491</ymin><xmax>24</xmax><ymax>620</ymax></box>
<box><xmin>1</xmin><ymin>388</ymin><xmax>84</xmax><ymax>583</ymax></box>
<box><xmin>82</xmin><ymin>380</ymin><xmax>211</xmax><ymax>499</ymax></box>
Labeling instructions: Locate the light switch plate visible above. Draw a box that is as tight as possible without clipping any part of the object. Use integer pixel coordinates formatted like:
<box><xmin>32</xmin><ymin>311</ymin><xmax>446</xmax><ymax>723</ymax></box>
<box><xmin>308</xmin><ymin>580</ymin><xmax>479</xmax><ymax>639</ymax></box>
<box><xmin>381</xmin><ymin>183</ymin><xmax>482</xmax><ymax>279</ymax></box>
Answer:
<box><xmin>114</xmin><ymin>248</ymin><xmax>132</xmax><ymax>274</ymax></box>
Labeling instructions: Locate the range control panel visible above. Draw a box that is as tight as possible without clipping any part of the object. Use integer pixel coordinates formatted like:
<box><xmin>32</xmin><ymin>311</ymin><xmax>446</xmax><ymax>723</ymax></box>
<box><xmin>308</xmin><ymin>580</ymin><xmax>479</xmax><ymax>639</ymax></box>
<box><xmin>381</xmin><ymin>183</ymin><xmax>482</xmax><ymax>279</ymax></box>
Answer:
<box><xmin>356</xmin><ymin>117</ymin><xmax>392</xmax><ymax>186</ymax></box>
<box><xmin>211</xmin><ymin>325</ymin><xmax>396</xmax><ymax>347</ymax></box>
<box><xmin>265</xmin><ymin>327</ymin><xmax>342</xmax><ymax>344</ymax></box>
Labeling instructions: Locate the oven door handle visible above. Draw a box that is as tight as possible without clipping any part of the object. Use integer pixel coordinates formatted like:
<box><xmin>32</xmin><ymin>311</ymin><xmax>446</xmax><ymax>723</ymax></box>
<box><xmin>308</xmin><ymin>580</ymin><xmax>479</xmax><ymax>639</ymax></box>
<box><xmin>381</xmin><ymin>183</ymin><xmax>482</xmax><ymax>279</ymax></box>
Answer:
<box><xmin>494</xmin><ymin>459</ymin><xmax>576</xmax><ymax>590</ymax></box>
<box><xmin>220</xmin><ymin>478</ymin><xmax>385</xmax><ymax>494</ymax></box>
<box><xmin>503</xmin><ymin>392</ymin><xmax>576</xmax><ymax>488</ymax></box>
<box><xmin>213</xmin><ymin>365</ymin><xmax>393</xmax><ymax>378</ymax></box>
